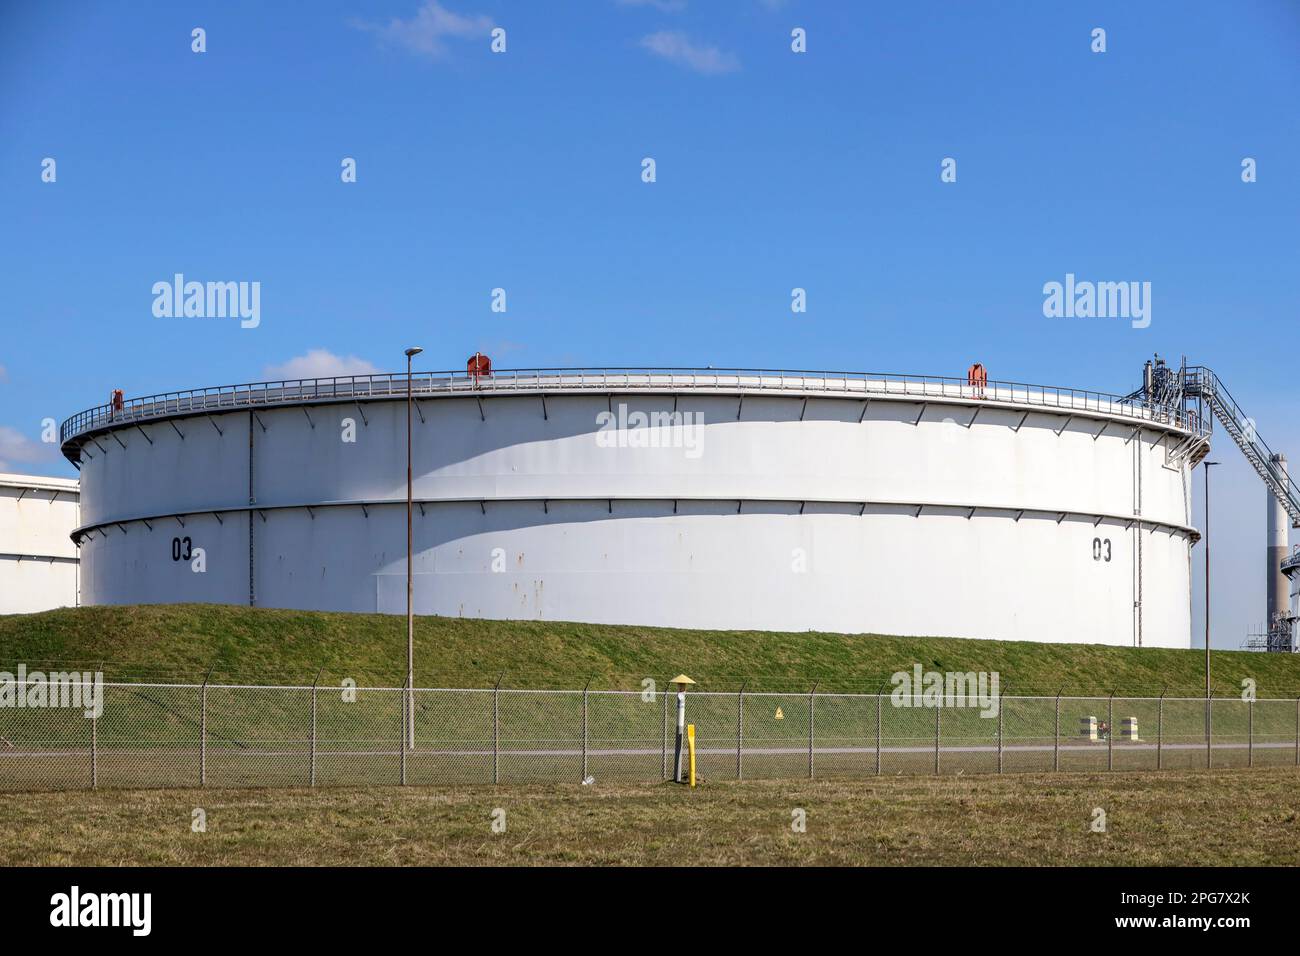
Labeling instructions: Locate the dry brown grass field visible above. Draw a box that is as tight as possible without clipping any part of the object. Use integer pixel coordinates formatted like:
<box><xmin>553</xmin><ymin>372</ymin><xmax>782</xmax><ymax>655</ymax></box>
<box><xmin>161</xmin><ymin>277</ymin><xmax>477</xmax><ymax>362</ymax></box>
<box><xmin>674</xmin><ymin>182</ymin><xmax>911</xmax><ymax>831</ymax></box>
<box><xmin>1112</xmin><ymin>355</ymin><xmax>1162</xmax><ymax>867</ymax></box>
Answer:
<box><xmin>2</xmin><ymin>766</ymin><xmax>1298</xmax><ymax>866</ymax></box>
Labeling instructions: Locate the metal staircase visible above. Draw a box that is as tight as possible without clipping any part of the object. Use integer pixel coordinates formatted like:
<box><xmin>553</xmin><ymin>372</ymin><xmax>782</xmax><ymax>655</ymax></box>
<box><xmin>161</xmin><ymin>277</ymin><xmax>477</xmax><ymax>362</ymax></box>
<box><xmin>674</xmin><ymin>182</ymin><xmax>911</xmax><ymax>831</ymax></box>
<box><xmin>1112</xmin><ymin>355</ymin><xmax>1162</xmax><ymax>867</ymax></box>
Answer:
<box><xmin>1131</xmin><ymin>357</ymin><xmax>1300</xmax><ymax>652</ymax></box>
<box><xmin>1182</xmin><ymin>365</ymin><xmax>1300</xmax><ymax>527</ymax></box>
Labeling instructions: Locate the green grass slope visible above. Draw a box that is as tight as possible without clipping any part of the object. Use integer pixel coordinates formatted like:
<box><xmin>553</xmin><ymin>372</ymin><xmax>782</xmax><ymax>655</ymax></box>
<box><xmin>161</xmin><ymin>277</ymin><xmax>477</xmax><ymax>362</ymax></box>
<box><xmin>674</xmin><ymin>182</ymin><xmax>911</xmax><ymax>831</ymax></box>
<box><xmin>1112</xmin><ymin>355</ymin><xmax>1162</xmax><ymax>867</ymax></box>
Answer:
<box><xmin>2</xmin><ymin>604</ymin><xmax>1299</xmax><ymax>697</ymax></box>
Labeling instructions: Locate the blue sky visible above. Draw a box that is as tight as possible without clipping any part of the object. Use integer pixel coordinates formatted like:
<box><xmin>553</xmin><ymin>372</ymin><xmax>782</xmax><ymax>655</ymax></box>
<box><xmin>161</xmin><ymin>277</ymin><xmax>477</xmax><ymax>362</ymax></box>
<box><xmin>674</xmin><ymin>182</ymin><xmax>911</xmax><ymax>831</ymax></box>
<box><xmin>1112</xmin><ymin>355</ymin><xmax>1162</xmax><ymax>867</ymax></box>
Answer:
<box><xmin>1</xmin><ymin>0</ymin><xmax>1297</xmax><ymax>646</ymax></box>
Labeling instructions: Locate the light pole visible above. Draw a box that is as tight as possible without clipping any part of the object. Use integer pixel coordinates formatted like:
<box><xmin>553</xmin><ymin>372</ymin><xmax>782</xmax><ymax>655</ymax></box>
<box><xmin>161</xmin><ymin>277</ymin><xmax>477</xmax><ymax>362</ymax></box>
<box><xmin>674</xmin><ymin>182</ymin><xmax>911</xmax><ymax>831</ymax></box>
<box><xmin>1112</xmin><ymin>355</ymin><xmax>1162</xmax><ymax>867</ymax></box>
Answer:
<box><xmin>1203</xmin><ymin>459</ymin><xmax>1219</xmax><ymax>768</ymax></box>
<box><xmin>405</xmin><ymin>346</ymin><xmax>423</xmax><ymax>751</ymax></box>
<box><xmin>1203</xmin><ymin>461</ymin><xmax>1218</xmax><ymax>700</ymax></box>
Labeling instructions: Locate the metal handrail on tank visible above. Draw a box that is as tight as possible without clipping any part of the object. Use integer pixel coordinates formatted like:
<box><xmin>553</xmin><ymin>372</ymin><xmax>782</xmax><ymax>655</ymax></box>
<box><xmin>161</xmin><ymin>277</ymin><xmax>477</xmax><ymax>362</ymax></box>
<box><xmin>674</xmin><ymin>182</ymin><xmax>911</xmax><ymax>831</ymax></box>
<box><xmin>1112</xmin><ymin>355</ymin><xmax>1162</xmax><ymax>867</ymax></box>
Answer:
<box><xmin>59</xmin><ymin>367</ymin><xmax>1204</xmax><ymax>450</ymax></box>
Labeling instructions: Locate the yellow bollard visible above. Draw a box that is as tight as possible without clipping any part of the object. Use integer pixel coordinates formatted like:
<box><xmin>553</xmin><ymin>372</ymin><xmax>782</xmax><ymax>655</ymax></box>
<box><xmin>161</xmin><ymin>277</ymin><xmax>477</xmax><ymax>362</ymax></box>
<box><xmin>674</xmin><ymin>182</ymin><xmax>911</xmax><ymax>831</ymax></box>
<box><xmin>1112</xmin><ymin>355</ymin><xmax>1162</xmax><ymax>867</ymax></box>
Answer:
<box><xmin>687</xmin><ymin>723</ymin><xmax>697</xmax><ymax>788</ymax></box>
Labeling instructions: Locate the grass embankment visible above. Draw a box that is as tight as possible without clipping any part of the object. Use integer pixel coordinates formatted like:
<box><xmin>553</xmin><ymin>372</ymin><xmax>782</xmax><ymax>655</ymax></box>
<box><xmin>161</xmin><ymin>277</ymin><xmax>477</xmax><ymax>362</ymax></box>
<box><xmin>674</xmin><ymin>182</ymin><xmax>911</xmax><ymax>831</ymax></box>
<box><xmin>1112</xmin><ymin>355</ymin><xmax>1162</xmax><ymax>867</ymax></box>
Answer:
<box><xmin>2</xmin><ymin>604</ymin><xmax>1299</xmax><ymax>696</ymax></box>
<box><xmin>4</xmin><ymin>768</ymin><xmax>1298</xmax><ymax>866</ymax></box>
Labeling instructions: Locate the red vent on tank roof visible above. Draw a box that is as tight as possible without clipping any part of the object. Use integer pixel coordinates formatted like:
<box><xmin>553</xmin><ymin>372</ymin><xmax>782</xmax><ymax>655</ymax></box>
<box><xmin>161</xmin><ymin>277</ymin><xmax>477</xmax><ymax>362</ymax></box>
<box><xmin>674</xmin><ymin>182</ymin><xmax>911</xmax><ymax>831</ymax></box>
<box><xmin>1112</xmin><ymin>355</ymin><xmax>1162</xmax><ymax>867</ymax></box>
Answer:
<box><xmin>467</xmin><ymin>352</ymin><xmax>492</xmax><ymax>385</ymax></box>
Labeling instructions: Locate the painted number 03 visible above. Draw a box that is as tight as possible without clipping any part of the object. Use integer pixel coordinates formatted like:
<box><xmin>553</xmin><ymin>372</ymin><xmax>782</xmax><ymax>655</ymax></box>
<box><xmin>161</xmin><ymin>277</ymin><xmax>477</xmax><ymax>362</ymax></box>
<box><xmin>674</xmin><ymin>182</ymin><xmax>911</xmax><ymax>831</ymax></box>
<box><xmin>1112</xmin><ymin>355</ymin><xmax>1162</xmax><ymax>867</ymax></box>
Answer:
<box><xmin>1091</xmin><ymin>537</ymin><xmax>1112</xmax><ymax>562</ymax></box>
<box><xmin>171</xmin><ymin>536</ymin><xmax>193</xmax><ymax>561</ymax></box>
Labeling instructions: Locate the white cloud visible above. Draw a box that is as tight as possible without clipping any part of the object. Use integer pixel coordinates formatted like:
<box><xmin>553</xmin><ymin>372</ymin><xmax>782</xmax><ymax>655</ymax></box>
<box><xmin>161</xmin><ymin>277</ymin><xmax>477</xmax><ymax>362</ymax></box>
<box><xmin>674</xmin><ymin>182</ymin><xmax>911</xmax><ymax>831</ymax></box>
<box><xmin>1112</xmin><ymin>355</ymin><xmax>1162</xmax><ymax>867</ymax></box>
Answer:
<box><xmin>0</xmin><ymin>365</ymin><xmax>9</xmax><ymax>384</ymax></box>
<box><xmin>352</xmin><ymin>1</ymin><xmax>492</xmax><ymax>60</ymax></box>
<box><xmin>0</xmin><ymin>425</ymin><xmax>54</xmax><ymax>472</ymax></box>
<box><xmin>639</xmin><ymin>31</ymin><xmax>739</xmax><ymax>75</ymax></box>
<box><xmin>262</xmin><ymin>350</ymin><xmax>381</xmax><ymax>381</ymax></box>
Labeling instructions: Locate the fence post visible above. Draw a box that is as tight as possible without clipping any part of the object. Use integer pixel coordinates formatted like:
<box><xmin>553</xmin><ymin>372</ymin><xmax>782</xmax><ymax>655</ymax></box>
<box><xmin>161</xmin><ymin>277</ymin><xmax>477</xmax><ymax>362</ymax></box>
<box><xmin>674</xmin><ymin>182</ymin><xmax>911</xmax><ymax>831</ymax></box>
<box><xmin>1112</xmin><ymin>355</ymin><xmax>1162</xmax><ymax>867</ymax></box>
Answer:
<box><xmin>90</xmin><ymin>701</ymin><xmax>97</xmax><ymax>790</ymax></box>
<box><xmin>1107</xmin><ymin>692</ymin><xmax>1114</xmax><ymax>771</ymax></box>
<box><xmin>310</xmin><ymin>669</ymin><xmax>320</xmax><ymax>787</ymax></box>
<box><xmin>581</xmin><ymin>679</ymin><xmax>590</xmax><ymax>782</ymax></box>
<box><xmin>1053</xmin><ymin>691</ymin><xmax>1060</xmax><ymax>772</ymax></box>
<box><xmin>808</xmin><ymin>682</ymin><xmax>817</xmax><ymax>779</ymax></box>
<box><xmin>930</xmin><ymin>702</ymin><xmax>941</xmax><ymax>780</ymax></box>
<box><xmin>662</xmin><ymin>687</ymin><xmax>669</xmax><ymax>781</ymax></box>
<box><xmin>1206</xmin><ymin>693</ymin><xmax>1212</xmax><ymax>769</ymax></box>
<box><xmin>200</xmin><ymin>668</ymin><xmax>211</xmax><ymax>788</ymax></box>
<box><xmin>875</xmin><ymin>689</ymin><xmax>882</xmax><ymax>776</ymax></box>
<box><xmin>493</xmin><ymin>673</ymin><xmax>502</xmax><ymax>785</ymax></box>
<box><xmin>1248</xmin><ymin>697</ymin><xmax>1254</xmax><ymax>768</ymax></box>
<box><xmin>399</xmin><ymin>688</ymin><xmax>407</xmax><ymax>786</ymax></box>
<box><xmin>1157</xmin><ymin>691</ymin><xmax>1164</xmax><ymax>770</ymax></box>
<box><xmin>736</xmin><ymin>682</ymin><xmax>745</xmax><ymax>781</ymax></box>
<box><xmin>997</xmin><ymin>694</ymin><xmax>1003</xmax><ymax>774</ymax></box>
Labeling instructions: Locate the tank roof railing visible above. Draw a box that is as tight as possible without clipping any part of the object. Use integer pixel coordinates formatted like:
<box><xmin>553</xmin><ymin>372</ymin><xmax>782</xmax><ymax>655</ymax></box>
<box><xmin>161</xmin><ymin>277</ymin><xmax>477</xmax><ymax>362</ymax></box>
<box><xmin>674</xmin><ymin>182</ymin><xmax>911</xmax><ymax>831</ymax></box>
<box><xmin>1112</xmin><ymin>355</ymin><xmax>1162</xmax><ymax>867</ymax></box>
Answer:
<box><xmin>59</xmin><ymin>367</ymin><xmax>1204</xmax><ymax>450</ymax></box>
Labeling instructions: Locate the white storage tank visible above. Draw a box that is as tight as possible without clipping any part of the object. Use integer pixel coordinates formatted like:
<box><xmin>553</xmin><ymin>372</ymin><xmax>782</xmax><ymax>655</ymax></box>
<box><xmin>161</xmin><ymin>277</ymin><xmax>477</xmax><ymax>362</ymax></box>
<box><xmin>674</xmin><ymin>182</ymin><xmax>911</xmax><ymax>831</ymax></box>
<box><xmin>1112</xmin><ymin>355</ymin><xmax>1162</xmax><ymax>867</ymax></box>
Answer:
<box><xmin>60</xmin><ymin>367</ymin><xmax>1201</xmax><ymax>647</ymax></box>
<box><xmin>0</xmin><ymin>473</ymin><xmax>80</xmax><ymax>613</ymax></box>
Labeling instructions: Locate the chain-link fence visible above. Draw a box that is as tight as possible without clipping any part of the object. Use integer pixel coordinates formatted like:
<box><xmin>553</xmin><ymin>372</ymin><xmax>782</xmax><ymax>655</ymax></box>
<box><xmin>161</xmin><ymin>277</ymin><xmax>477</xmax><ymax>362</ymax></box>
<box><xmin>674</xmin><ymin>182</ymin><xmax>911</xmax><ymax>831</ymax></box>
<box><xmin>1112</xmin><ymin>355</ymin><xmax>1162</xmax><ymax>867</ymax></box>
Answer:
<box><xmin>2</xmin><ymin>682</ymin><xmax>1298</xmax><ymax>791</ymax></box>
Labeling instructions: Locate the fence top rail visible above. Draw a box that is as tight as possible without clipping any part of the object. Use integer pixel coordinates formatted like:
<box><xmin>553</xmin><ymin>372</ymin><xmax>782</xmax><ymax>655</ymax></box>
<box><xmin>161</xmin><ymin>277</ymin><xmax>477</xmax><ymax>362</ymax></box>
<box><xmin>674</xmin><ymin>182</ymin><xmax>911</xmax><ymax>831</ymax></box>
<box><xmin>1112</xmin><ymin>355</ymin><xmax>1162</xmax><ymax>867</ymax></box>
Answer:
<box><xmin>26</xmin><ymin>681</ymin><xmax>1295</xmax><ymax>703</ymax></box>
<box><xmin>58</xmin><ymin>365</ymin><xmax>1203</xmax><ymax>450</ymax></box>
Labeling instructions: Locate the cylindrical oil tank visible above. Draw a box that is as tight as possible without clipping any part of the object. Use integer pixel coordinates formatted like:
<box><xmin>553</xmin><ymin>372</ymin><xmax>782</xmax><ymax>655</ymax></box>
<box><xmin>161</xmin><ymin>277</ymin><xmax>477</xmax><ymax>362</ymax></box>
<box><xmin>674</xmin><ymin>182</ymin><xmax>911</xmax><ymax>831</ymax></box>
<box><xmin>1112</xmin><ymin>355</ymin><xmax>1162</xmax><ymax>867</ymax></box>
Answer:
<box><xmin>61</xmin><ymin>369</ymin><xmax>1200</xmax><ymax>647</ymax></box>
<box><xmin>0</xmin><ymin>472</ymin><xmax>80</xmax><ymax>612</ymax></box>
<box><xmin>1284</xmin><ymin>549</ymin><xmax>1300</xmax><ymax>652</ymax></box>
<box><xmin>1267</xmin><ymin>454</ymin><xmax>1289</xmax><ymax>631</ymax></box>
